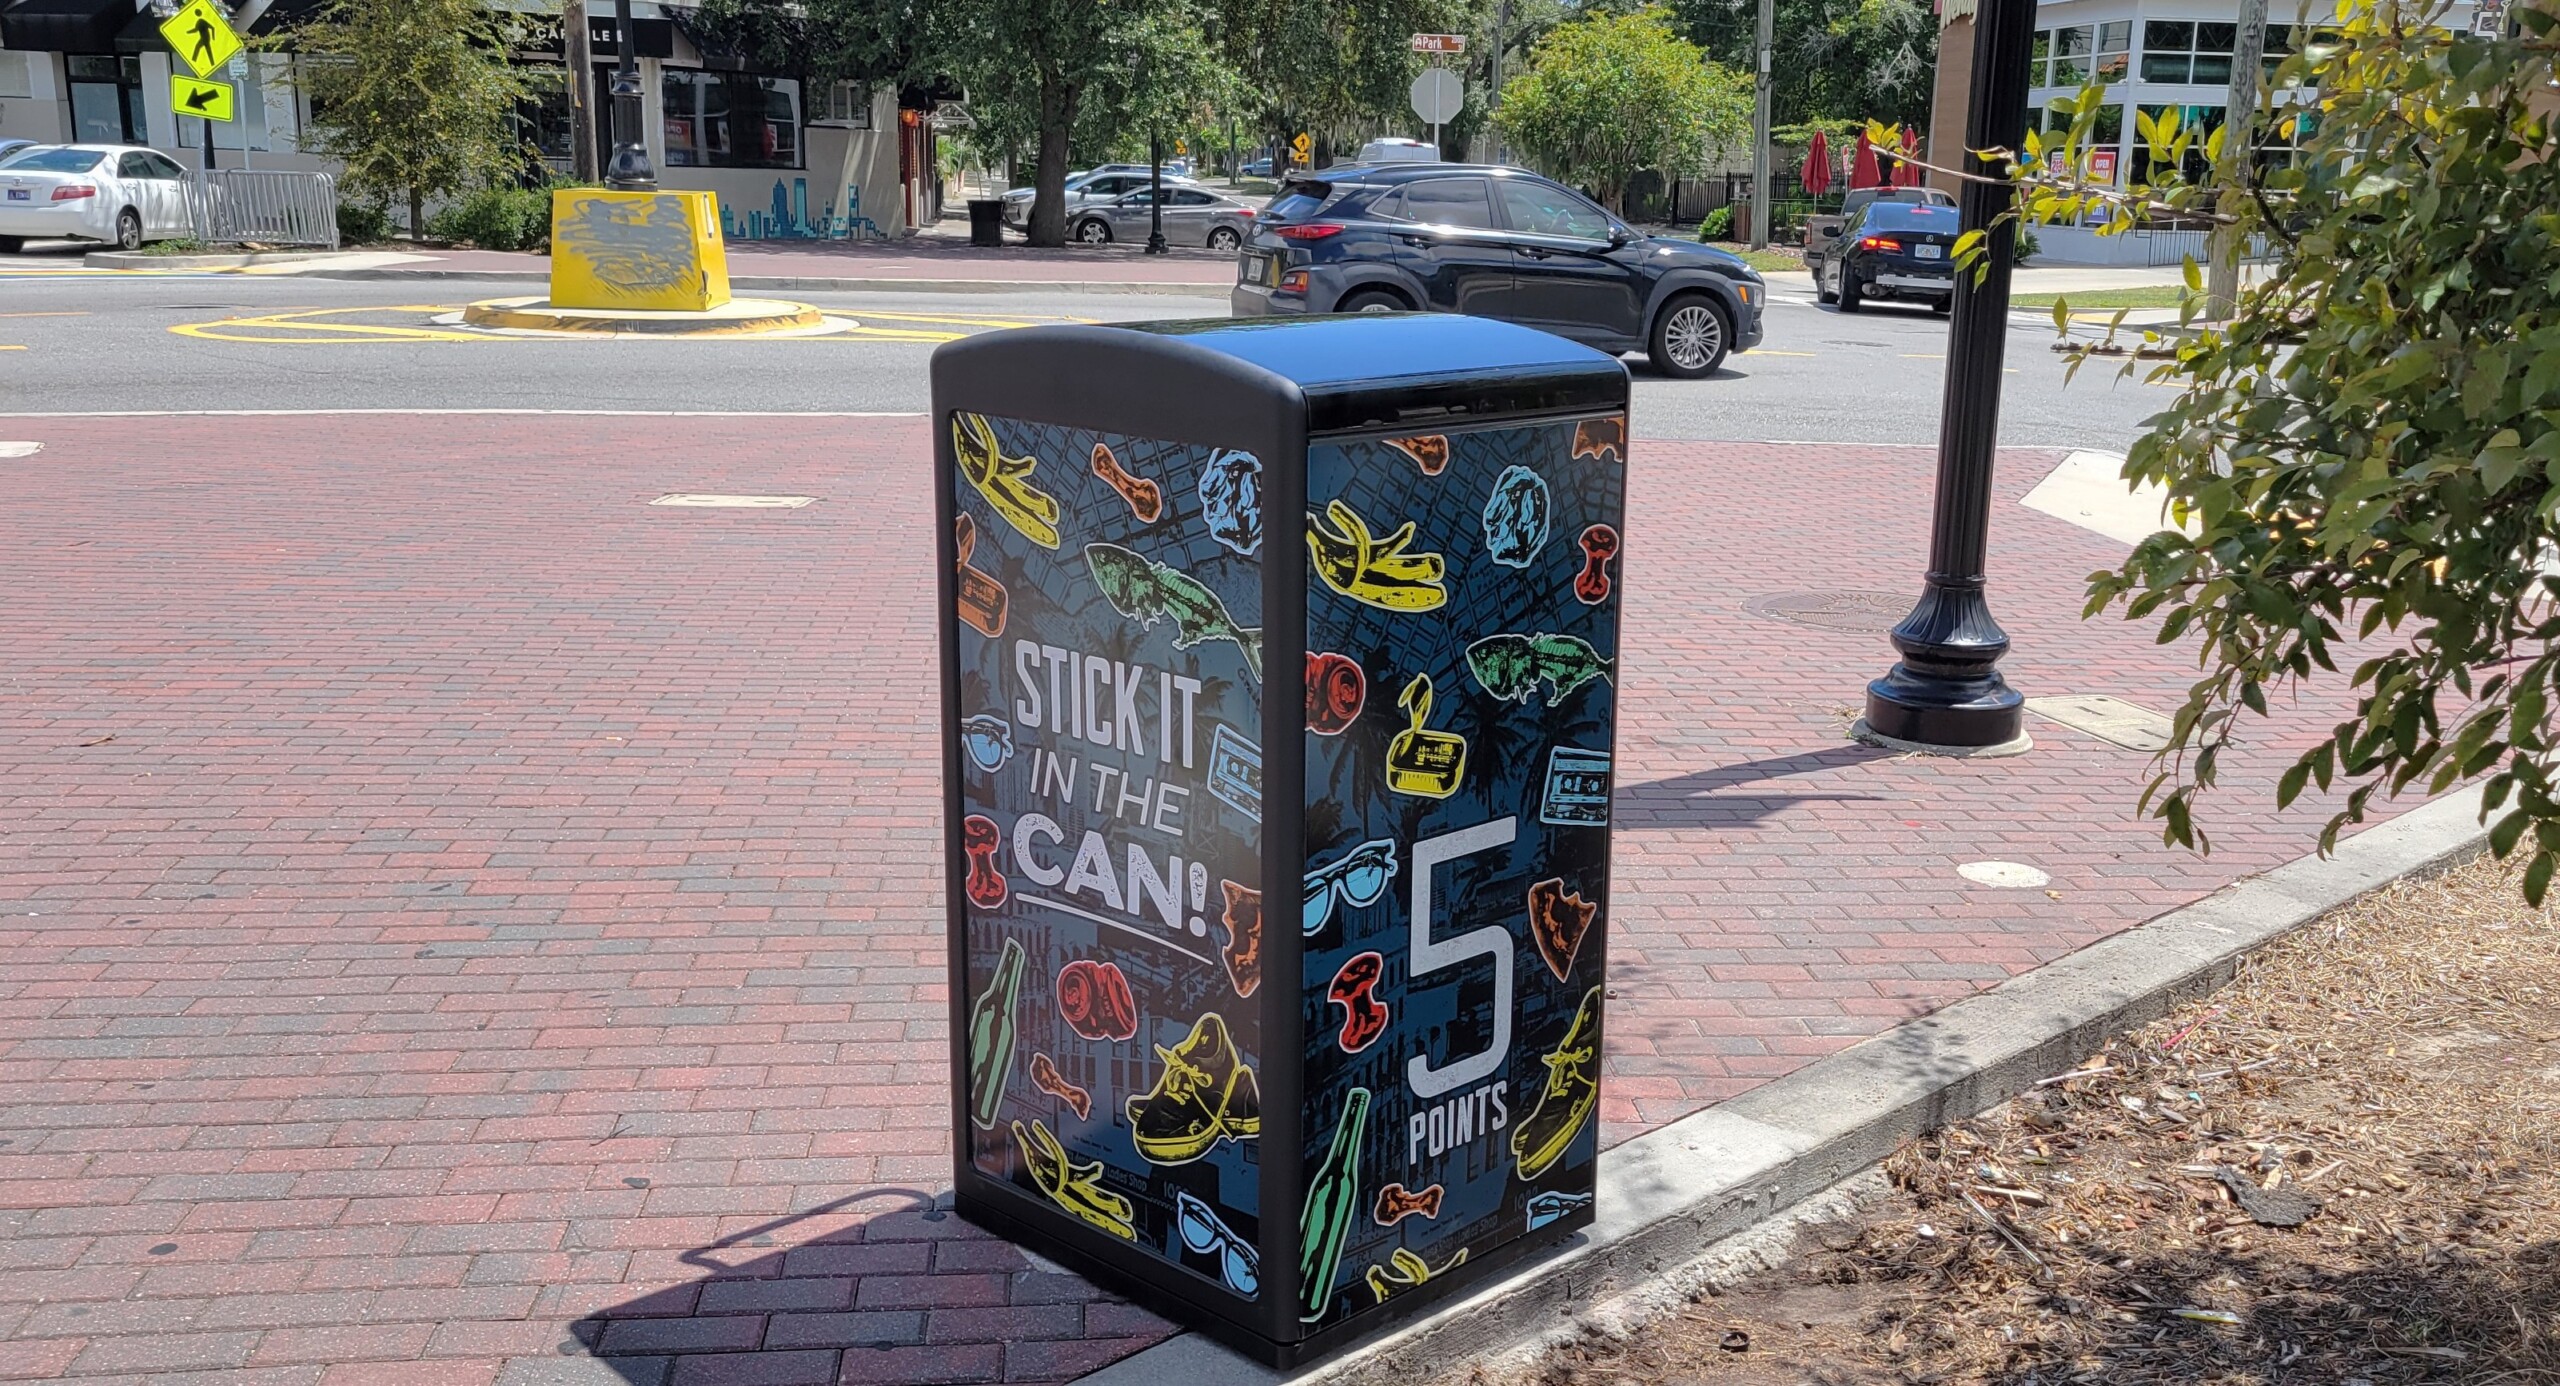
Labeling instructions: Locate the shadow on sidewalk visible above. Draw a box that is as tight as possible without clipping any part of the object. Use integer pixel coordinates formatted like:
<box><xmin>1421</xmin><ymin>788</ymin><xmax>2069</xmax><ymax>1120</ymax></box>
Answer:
<box><xmin>564</xmin><ymin>1184</ymin><xmax>1164</xmax><ymax>1385</ymax></box>
<box><xmin>1618</xmin><ymin>745</ymin><xmax>1893</xmax><ymax>828</ymax></box>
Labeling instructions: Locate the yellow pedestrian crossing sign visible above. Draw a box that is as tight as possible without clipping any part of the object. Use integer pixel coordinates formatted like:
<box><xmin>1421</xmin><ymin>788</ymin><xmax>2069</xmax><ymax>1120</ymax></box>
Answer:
<box><xmin>160</xmin><ymin>0</ymin><xmax>243</xmax><ymax>80</ymax></box>
<box><xmin>171</xmin><ymin>74</ymin><xmax>235</xmax><ymax>123</ymax></box>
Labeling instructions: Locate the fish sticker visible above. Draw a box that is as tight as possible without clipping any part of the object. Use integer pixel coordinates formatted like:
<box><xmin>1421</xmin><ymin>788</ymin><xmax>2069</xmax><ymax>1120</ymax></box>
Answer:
<box><xmin>1084</xmin><ymin>543</ymin><xmax>1263</xmax><ymax>681</ymax></box>
<box><xmin>1466</xmin><ymin>633</ymin><xmax>1614</xmax><ymax>708</ymax></box>
<box><xmin>1572</xmin><ymin>415</ymin><xmax>1625</xmax><ymax>464</ymax></box>
<box><xmin>1198</xmin><ymin>448</ymin><xmax>1263</xmax><ymax>556</ymax></box>
<box><xmin>1090</xmin><ymin>442</ymin><xmax>1163</xmax><ymax>523</ymax></box>
<box><xmin>1306</xmin><ymin>499</ymin><xmax>1447</xmax><ymax>612</ymax></box>
<box><xmin>1383</xmin><ymin>435</ymin><xmax>1449</xmax><ymax>475</ymax></box>
<box><xmin>1481</xmin><ymin>465</ymin><xmax>1552</xmax><ymax>568</ymax></box>
<box><xmin>952</xmin><ymin>412</ymin><xmax>1062</xmax><ymax>549</ymax></box>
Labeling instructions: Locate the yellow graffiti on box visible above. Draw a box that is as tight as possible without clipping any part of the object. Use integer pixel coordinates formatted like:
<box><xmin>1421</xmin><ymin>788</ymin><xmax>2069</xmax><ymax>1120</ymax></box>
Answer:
<box><xmin>549</xmin><ymin>190</ymin><xmax>731</xmax><ymax>312</ymax></box>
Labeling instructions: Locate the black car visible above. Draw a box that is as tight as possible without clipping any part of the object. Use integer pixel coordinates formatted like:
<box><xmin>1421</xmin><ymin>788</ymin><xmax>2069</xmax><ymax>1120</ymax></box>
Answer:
<box><xmin>1816</xmin><ymin>201</ymin><xmax>1960</xmax><ymax>314</ymax></box>
<box><xmin>1230</xmin><ymin>163</ymin><xmax>1764</xmax><ymax>378</ymax></box>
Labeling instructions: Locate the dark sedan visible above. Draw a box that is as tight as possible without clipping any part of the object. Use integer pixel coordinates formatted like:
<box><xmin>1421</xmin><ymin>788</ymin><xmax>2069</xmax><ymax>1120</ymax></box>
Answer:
<box><xmin>1230</xmin><ymin>163</ymin><xmax>1764</xmax><ymax>378</ymax></box>
<box><xmin>1816</xmin><ymin>201</ymin><xmax>1960</xmax><ymax>314</ymax></box>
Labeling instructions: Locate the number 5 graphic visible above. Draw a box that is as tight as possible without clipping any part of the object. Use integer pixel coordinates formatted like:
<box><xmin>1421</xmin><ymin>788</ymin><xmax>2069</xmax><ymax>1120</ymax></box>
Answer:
<box><xmin>1404</xmin><ymin>817</ymin><xmax>1516</xmax><ymax>1100</ymax></box>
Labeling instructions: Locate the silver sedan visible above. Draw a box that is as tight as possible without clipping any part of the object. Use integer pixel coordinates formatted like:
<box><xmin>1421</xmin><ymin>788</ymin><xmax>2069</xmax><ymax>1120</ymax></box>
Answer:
<box><xmin>1068</xmin><ymin>186</ymin><xmax>1259</xmax><ymax>250</ymax></box>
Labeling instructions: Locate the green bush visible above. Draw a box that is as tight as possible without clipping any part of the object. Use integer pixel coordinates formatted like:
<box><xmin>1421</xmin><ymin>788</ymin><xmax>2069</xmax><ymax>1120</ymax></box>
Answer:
<box><xmin>2016</xmin><ymin>227</ymin><xmax>2042</xmax><ymax>263</ymax></box>
<box><xmin>336</xmin><ymin>199</ymin><xmax>393</xmax><ymax>245</ymax></box>
<box><xmin>427</xmin><ymin>182</ymin><xmax>556</xmax><ymax>251</ymax></box>
<box><xmin>1696</xmin><ymin>206</ymin><xmax>1734</xmax><ymax>241</ymax></box>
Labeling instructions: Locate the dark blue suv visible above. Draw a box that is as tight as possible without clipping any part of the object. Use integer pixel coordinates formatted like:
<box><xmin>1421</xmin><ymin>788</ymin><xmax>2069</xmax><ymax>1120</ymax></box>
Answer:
<box><xmin>1231</xmin><ymin>163</ymin><xmax>1764</xmax><ymax>378</ymax></box>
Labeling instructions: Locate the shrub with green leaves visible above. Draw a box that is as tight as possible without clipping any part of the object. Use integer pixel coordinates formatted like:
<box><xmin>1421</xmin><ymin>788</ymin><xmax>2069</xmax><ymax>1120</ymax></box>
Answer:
<box><xmin>1697</xmin><ymin>206</ymin><xmax>1735</xmax><ymax>241</ymax></box>
<box><xmin>427</xmin><ymin>183</ymin><xmax>553</xmax><ymax>251</ymax></box>
<box><xmin>335</xmin><ymin>199</ymin><xmax>393</xmax><ymax>245</ymax></box>
<box><xmin>1956</xmin><ymin>0</ymin><xmax>2560</xmax><ymax>895</ymax></box>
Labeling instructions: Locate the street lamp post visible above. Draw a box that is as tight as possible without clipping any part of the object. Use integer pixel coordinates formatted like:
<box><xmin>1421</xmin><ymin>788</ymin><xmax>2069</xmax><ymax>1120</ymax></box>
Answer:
<box><xmin>1857</xmin><ymin>0</ymin><xmax>2037</xmax><ymax>754</ymax></box>
<box><xmin>1145</xmin><ymin>132</ymin><xmax>1168</xmax><ymax>254</ymax></box>
<box><xmin>603</xmin><ymin>0</ymin><xmax>655</xmax><ymax>191</ymax></box>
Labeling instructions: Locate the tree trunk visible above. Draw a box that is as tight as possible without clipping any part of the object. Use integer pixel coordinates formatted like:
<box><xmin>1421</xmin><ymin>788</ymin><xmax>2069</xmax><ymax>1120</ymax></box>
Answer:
<box><xmin>1025</xmin><ymin>81</ymin><xmax>1077</xmax><ymax>248</ymax></box>
<box><xmin>2205</xmin><ymin>0</ymin><xmax>2269</xmax><ymax>319</ymax></box>
<box><xmin>409</xmin><ymin>188</ymin><xmax>425</xmax><ymax>240</ymax></box>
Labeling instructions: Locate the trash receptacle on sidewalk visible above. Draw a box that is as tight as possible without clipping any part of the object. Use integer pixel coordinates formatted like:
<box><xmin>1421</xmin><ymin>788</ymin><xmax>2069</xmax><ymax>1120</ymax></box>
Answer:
<box><xmin>967</xmin><ymin>198</ymin><xmax>1006</xmax><ymax>247</ymax></box>
<box><xmin>934</xmin><ymin>315</ymin><xmax>1630</xmax><ymax>1366</ymax></box>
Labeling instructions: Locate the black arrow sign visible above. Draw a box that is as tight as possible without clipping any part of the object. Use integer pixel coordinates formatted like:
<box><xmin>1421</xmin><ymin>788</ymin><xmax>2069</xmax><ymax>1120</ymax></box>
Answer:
<box><xmin>184</xmin><ymin>86</ymin><xmax>219</xmax><ymax>112</ymax></box>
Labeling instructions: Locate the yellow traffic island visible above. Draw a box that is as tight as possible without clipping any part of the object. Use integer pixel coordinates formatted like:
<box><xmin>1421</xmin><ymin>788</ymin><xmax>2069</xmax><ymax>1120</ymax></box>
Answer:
<box><xmin>454</xmin><ymin>296</ymin><xmax>843</xmax><ymax>337</ymax></box>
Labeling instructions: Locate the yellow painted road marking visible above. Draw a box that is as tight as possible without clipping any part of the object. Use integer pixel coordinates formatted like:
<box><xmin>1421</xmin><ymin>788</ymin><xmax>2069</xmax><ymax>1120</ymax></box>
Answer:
<box><xmin>0</xmin><ymin>344</ymin><xmax>25</xmax><ymax>351</ymax></box>
<box><xmin>172</xmin><ymin>305</ymin><xmax>488</xmax><ymax>343</ymax></box>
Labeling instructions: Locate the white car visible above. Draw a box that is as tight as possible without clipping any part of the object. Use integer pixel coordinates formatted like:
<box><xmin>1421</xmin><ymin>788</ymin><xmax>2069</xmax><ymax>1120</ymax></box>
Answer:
<box><xmin>0</xmin><ymin>144</ymin><xmax>198</xmax><ymax>252</ymax></box>
<box><xmin>1000</xmin><ymin>169</ymin><xmax>1205</xmax><ymax>231</ymax></box>
<box><xmin>1356</xmin><ymin>138</ymin><xmax>1440</xmax><ymax>165</ymax></box>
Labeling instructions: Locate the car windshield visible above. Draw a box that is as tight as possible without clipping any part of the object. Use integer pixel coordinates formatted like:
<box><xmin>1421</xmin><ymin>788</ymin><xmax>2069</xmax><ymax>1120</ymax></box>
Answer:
<box><xmin>2</xmin><ymin>147</ymin><xmax>106</xmax><ymax>173</ymax></box>
<box><xmin>1862</xmin><ymin>204</ymin><xmax>1960</xmax><ymax>231</ymax></box>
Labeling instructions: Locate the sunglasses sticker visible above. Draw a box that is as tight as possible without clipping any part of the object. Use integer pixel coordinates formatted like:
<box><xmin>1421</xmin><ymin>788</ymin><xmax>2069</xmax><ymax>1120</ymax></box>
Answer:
<box><xmin>1303</xmin><ymin>838</ymin><xmax>1398</xmax><ymax>940</ymax></box>
<box><xmin>1175</xmin><ymin>1190</ymin><xmax>1260</xmax><ymax>1296</ymax></box>
<box><xmin>1526</xmin><ymin>1187</ymin><xmax>1593</xmax><ymax>1231</ymax></box>
<box><xmin>959</xmin><ymin>713</ymin><xmax>1014</xmax><ymax>774</ymax></box>
<box><xmin>1089</xmin><ymin>442</ymin><xmax>1163</xmax><ymax>523</ymax></box>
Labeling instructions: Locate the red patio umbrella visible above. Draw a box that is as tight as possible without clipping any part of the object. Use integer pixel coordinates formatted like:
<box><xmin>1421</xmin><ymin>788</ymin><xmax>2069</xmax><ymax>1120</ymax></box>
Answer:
<box><xmin>1800</xmin><ymin>130</ymin><xmax>1833</xmax><ymax>195</ymax></box>
<box><xmin>1895</xmin><ymin>128</ymin><xmax>1923</xmax><ymax>187</ymax></box>
<box><xmin>1850</xmin><ymin>130</ymin><xmax>1882</xmax><ymax>190</ymax></box>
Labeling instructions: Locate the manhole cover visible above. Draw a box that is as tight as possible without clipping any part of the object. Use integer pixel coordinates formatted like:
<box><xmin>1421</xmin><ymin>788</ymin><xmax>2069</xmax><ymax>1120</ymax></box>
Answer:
<box><xmin>1743</xmin><ymin>590</ymin><xmax>1910</xmax><ymax>633</ymax></box>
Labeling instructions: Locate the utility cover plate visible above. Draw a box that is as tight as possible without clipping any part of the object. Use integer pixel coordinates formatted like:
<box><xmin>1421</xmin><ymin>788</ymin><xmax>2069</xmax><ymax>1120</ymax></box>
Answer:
<box><xmin>1742</xmin><ymin>590</ymin><xmax>1909</xmax><ymax>633</ymax></box>
<box><xmin>650</xmin><ymin>494</ymin><xmax>817</xmax><ymax>508</ymax></box>
<box><xmin>2026</xmin><ymin>694</ymin><xmax>2174</xmax><ymax>751</ymax></box>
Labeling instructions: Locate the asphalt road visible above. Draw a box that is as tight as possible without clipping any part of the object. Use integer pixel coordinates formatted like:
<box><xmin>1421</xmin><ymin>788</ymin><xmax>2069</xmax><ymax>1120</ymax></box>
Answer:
<box><xmin>0</xmin><ymin>269</ymin><xmax>2171</xmax><ymax>449</ymax></box>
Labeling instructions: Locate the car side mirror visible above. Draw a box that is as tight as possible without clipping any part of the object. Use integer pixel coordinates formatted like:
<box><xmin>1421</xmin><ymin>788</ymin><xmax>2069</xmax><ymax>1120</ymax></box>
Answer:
<box><xmin>1607</xmin><ymin>227</ymin><xmax>1636</xmax><ymax>248</ymax></box>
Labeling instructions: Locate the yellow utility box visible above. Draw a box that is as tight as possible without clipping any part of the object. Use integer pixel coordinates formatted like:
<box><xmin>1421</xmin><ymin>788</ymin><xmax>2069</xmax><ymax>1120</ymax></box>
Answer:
<box><xmin>549</xmin><ymin>189</ymin><xmax>731</xmax><ymax>312</ymax></box>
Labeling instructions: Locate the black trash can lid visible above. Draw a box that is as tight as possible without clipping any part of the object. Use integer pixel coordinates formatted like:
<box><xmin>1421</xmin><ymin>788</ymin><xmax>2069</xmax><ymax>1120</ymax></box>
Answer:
<box><xmin>935</xmin><ymin>314</ymin><xmax>1629</xmax><ymax>435</ymax></box>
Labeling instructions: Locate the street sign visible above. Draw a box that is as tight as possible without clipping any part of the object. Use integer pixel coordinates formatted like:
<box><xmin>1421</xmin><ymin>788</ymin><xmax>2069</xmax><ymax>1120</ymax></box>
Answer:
<box><xmin>1410</xmin><ymin>67</ymin><xmax>1463</xmax><ymax>124</ymax></box>
<box><xmin>1291</xmin><ymin>132</ymin><xmax>1311</xmax><ymax>160</ymax></box>
<box><xmin>1410</xmin><ymin>32</ymin><xmax>1467</xmax><ymax>54</ymax></box>
<box><xmin>160</xmin><ymin>0</ymin><xmax>243</xmax><ymax>80</ymax></box>
<box><xmin>170</xmin><ymin>74</ymin><xmax>235</xmax><ymax>123</ymax></box>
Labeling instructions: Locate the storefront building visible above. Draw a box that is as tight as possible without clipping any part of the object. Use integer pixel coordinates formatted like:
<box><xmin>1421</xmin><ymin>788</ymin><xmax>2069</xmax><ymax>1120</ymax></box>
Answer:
<box><xmin>0</xmin><ymin>0</ymin><xmax>935</xmax><ymax>240</ymax></box>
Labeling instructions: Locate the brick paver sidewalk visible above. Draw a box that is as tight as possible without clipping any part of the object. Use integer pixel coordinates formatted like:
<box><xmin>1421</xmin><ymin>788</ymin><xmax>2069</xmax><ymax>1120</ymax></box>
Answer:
<box><xmin>0</xmin><ymin>416</ymin><xmax>2401</xmax><ymax>1384</ymax></box>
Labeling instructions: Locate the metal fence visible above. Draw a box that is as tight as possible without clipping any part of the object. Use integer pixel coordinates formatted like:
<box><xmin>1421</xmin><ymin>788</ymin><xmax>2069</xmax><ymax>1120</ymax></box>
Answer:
<box><xmin>2141</xmin><ymin>227</ymin><xmax>2210</xmax><ymax>268</ymax></box>
<box><xmin>185</xmin><ymin>169</ymin><xmax>340</xmax><ymax>249</ymax></box>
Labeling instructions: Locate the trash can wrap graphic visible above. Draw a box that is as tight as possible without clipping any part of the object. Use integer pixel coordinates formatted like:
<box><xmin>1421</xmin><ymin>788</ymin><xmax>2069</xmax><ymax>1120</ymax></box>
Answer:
<box><xmin>936</xmin><ymin>316</ymin><xmax>1627</xmax><ymax>1365</ymax></box>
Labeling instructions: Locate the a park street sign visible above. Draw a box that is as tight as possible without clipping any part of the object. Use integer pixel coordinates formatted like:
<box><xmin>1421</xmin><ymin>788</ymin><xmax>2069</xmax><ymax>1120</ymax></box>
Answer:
<box><xmin>160</xmin><ymin>0</ymin><xmax>243</xmax><ymax>79</ymax></box>
<box><xmin>170</xmin><ymin>74</ymin><xmax>235</xmax><ymax>122</ymax></box>
<box><xmin>1410</xmin><ymin>33</ymin><xmax>1466</xmax><ymax>54</ymax></box>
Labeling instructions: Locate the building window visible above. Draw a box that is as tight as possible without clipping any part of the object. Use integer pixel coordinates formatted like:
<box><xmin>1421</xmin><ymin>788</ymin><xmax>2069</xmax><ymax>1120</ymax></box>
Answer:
<box><xmin>661</xmin><ymin>69</ymin><xmax>802</xmax><ymax>169</ymax></box>
<box><xmin>818</xmin><ymin>80</ymin><xmax>871</xmax><ymax>128</ymax></box>
<box><xmin>2136</xmin><ymin>103</ymin><xmax>2223</xmax><ymax>180</ymax></box>
<box><xmin>512</xmin><ymin>64</ymin><xmax>578</xmax><ymax>172</ymax></box>
<box><xmin>2096</xmin><ymin>22</ymin><xmax>2132</xmax><ymax>80</ymax></box>
<box><xmin>2141</xmin><ymin>21</ymin><xmax>2241</xmax><ymax>84</ymax></box>
<box><xmin>2032</xmin><ymin>24</ymin><xmax>2128</xmax><ymax>88</ymax></box>
<box><xmin>66</xmin><ymin>54</ymin><xmax>143</xmax><ymax>145</ymax></box>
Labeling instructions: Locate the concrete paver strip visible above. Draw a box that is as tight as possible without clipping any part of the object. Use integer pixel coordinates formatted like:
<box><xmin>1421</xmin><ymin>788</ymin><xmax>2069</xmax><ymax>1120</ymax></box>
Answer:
<box><xmin>0</xmin><ymin>415</ymin><xmax>2437</xmax><ymax>1383</ymax></box>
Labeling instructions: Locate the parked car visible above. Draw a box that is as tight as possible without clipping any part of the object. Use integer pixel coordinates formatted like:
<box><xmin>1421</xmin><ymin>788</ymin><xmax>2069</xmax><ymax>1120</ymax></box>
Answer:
<box><xmin>1241</xmin><ymin>156</ymin><xmax>1274</xmax><ymax>178</ymax></box>
<box><xmin>999</xmin><ymin>169</ymin><xmax>1203</xmax><ymax>230</ymax></box>
<box><xmin>1815</xmin><ymin>200</ymin><xmax>1960</xmax><ymax>313</ymax></box>
<box><xmin>1070</xmin><ymin>185</ymin><xmax>1259</xmax><ymax>248</ymax></box>
<box><xmin>0</xmin><ymin>144</ymin><xmax>196</xmax><ymax>253</ymax></box>
<box><xmin>1231</xmin><ymin>163</ymin><xmax>1764</xmax><ymax>378</ymax></box>
<box><xmin>1802</xmin><ymin>185</ymin><xmax>1955</xmax><ymax>284</ymax></box>
<box><xmin>0</xmin><ymin>139</ymin><xmax>34</xmax><ymax>166</ymax></box>
<box><xmin>1355</xmin><ymin>137</ymin><xmax>1439</xmax><ymax>165</ymax></box>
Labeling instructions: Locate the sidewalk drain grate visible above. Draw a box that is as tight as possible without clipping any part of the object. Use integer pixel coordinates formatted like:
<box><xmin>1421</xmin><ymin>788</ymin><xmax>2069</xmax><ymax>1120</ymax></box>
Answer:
<box><xmin>2026</xmin><ymin>694</ymin><xmax>2174</xmax><ymax>751</ymax></box>
<box><xmin>650</xmin><ymin>494</ymin><xmax>818</xmax><ymax>509</ymax></box>
<box><xmin>1743</xmin><ymin>590</ymin><xmax>1910</xmax><ymax>633</ymax></box>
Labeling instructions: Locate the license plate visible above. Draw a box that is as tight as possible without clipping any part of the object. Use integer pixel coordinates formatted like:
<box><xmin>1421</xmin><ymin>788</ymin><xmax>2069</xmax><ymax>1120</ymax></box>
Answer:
<box><xmin>5</xmin><ymin>189</ymin><xmax>26</xmax><ymax>202</ymax></box>
<box><xmin>1915</xmin><ymin>244</ymin><xmax>1943</xmax><ymax>260</ymax></box>
<box><xmin>1241</xmin><ymin>253</ymin><xmax>1277</xmax><ymax>287</ymax></box>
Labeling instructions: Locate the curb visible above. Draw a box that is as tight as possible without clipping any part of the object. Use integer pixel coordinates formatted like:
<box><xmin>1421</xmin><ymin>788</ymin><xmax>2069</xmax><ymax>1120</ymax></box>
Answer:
<box><xmin>84</xmin><ymin>249</ymin><xmax>343</xmax><ymax>269</ymax></box>
<box><xmin>1075</xmin><ymin>785</ymin><xmax>2489</xmax><ymax>1386</ymax></box>
<box><xmin>267</xmin><ymin>267</ymin><xmax>1235</xmax><ymax>297</ymax></box>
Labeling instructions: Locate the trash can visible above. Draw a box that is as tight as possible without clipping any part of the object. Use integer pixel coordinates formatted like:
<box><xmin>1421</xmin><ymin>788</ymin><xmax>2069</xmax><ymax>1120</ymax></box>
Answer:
<box><xmin>934</xmin><ymin>315</ymin><xmax>1629</xmax><ymax>1366</ymax></box>
<box><xmin>967</xmin><ymin>198</ymin><xmax>1006</xmax><ymax>247</ymax></box>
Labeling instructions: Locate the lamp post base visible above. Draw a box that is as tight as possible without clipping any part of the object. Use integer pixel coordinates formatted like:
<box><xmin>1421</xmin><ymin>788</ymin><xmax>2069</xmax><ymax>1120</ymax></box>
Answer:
<box><xmin>1859</xmin><ymin>662</ymin><xmax>2029</xmax><ymax>756</ymax></box>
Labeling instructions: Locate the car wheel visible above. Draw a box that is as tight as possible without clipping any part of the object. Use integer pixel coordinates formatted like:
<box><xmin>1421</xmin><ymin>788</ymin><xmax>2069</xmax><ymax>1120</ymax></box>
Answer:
<box><xmin>1931</xmin><ymin>296</ymin><xmax>1953</xmax><ymax>316</ymax></box>
<box><xmin>1837</xmin><ymin>271</ymin><xmax>1864</xmax><ymax>314</ymax></box>
<box><xmin>1335</xmin><ymin>290</ymin><xmax>1407</xmax><ymax>315</ymax></box>
<box><xmin>1648</xmin><ymin>295</ymin><xmax>1731</xmax><ymax>379</ymax></box>
<box><xmin>1074</xmin><ymin>219</ymin><xmax>1112</xmax><ymax>244</ymax></box>
<box><xmin>1206</xmin><ymin>227</ymin><xmax>1240</xmax><ymax>251</ymax></box>
<box><xmin>116</xmin><ymin>209</ymin><xmax>144</xmax><ymax>252</ymax></box>
<box><xmin>0</xmin><ymin>235</ymin><xmax>22</xmax><ymax>255</ymax></box>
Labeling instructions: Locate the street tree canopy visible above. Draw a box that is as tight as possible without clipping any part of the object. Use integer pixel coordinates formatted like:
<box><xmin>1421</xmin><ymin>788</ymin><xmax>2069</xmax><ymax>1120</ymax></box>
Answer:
<box><xmin>1494</xmin><ymin>6</ymin><xmax>1751</xmax><ymax>213</ymax></box>
<box><xmin>279</xmin><ymin>0</ymin><xmax>531</xmax><ymax>238</ymax></box>
<box><xmin>1668</xmin><ymin>0</ymin><xmax>1935</xmax><ymax>129</ymax></box>
<box><xmin>1971</xmin><ymin>0</ymin><xmax>2560</xmax><ymax>896</ymax></box>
